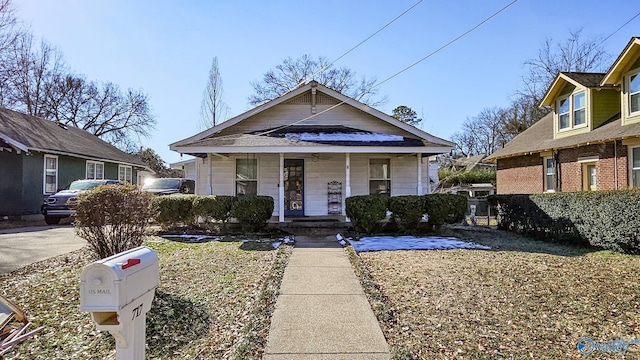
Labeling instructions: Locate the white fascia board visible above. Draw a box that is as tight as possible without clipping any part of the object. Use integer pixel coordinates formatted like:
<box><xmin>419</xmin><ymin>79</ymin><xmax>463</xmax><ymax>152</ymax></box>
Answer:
<box><xmin>170</xmin><ymin>84</ymin><xmax>315</xmax><ymax>147</ymax></box>
<box><xmin>0</xmin><ymin>133</ymin><xmax>29</xmax><ymax>152</ymax></box>
<box><xmin>173</xmin><ymin>145</ymin><xmax>453</xmax><ymax>155</ymax></box>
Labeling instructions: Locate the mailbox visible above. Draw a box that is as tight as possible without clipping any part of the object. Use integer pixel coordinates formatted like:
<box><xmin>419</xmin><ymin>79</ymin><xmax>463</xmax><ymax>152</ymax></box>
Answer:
<box><xmin>80</xmin><ymin>246</ymin><xmax>159</xmax><ymax>359</ymax></box>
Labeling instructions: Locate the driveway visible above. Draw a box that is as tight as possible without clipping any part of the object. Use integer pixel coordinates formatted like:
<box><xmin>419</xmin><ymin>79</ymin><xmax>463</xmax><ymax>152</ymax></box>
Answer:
<box><xmin>0</xmin><ymin>226</ymin><xmax>86</xmax><ymax>274</ymax></box>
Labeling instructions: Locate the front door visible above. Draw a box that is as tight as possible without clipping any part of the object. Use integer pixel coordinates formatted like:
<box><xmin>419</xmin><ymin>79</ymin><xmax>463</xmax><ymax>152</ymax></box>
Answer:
<box><xmin>284</xmin><ymin>159</ymin><xmax>304</xmax><ymax>216</ymax></box>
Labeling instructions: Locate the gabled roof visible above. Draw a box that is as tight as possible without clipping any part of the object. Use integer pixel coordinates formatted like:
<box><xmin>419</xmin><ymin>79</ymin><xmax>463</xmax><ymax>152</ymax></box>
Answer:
<box><xmin>0</xmin><ymin>107</ymin><xmax>145</xmax><ymax>167</ymax></box>
<box><xmin>171</xmin><ymin>81</ymin><xmax>454</xmax><ymax>152</ymax></box>
<box><xmin>601</xmin><ymin>36</ymin><xmax>640</xmax><ymax>85</ymax></box>
<box><xmin>486</xmin><ymin>111</ymin><xmax>640</xmax><ymax>161</ymax></box>
<box><xmin>540</xmin><ymin>72</ymin><xmax>608</xmax><ymax>106</ymax></box>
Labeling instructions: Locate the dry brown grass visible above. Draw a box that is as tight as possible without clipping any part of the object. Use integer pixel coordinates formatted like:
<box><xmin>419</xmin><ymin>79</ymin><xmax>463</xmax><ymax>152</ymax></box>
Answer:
<box><xmin>0</xmin><ymin>237</ymin><xmax>291</xmax><ymax>359</ymax></box>
<box><xmin>351</xmin><ymin>227</ymin><xmax>640</xmax><ymax>359</ymax></box>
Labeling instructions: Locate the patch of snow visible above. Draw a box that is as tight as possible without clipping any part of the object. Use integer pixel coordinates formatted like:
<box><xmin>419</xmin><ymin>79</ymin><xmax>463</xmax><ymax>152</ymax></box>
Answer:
<box><xmin>285</xmin><ymin>132</ymin><xmax>403</xmax><ymax>142</ymax></box>
<box><xmin>346</xmin><ymin>235</ymin><xmax>491</xmax><ymax>252</ymax></box>
<box><xmin>162</xmin><ymin>234</ymin><xmax>222</xmax><ymax>243</ymax></box>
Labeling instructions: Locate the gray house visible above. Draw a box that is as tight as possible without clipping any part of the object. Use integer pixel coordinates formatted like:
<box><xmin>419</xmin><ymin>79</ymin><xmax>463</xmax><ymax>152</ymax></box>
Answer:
<box><xmin>0</xmin><ymin>108</ymin><xmax>147</xmax><ymax>219</ymax></box>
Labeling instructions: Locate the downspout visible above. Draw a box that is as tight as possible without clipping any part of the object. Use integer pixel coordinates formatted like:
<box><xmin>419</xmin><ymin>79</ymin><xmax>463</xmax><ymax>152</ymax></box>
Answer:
<box><xmin>614</xmin><ymin>140</ymin><xmax>618</xmax><ymax>190</ymax></box>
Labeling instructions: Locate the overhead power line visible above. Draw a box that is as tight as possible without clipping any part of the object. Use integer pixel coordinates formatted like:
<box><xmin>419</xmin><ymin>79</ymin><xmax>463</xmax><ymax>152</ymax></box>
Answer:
<box><xmin>600</xmin><ymin>10</ymin><xmax>640</xmax><ymax>45</ymax></box>
<box><xmin>258</xmin><ymin>0</ymin><xmax>519</xmax><ymax>135</ymax></box>
<box><xmin>301</xmin><ymin>0</ymin><xmax>424</xmax><ymax>87</ymax></box>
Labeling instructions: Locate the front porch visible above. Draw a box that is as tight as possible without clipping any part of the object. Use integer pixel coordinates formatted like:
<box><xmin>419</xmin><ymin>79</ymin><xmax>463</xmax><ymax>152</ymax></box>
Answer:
<box><xmin>194</xmin><ymin>152</ymin><xmax>438</xmax><ymax>223</ymax></box>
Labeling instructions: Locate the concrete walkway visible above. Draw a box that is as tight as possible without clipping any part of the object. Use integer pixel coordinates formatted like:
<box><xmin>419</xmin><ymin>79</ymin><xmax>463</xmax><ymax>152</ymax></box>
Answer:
<box><xmin>264</xmin><ymin>235</ymin><xmax>390</xmax><ymax>359</ymax></box>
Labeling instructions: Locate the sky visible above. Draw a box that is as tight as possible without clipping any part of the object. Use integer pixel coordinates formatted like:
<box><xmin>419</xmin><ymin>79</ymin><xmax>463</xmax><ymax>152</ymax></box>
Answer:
<box><xmin>13</xmin><ymin>0</ymin><xmax>640</xmax><ymax>164</ymax></box>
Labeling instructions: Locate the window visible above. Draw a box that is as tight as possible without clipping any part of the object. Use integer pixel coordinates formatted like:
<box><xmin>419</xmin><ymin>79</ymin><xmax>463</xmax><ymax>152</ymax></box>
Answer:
<box><xmin>86</xmin><ymin>161</ymin><xmax>104</xmax><ymax>180</ymax></box>
<box><xmin>629</xmin><ymin>72</ymin><xmax>640</xmax><ymax>115</ymax></box>
<box><xmin>369</xmin><ymin>159</ymin><xmax>391</xmax><ymax>195</ymax></box>
<box><xmin>631</xmin><ymin>146</ymin><xmax>640</xmax><ymax>188</ymax></box>
<box><xmin>544</xmin><ymin>157</ymin><xmax>556</xmax><ymax>192</ymax></box>
<box><xmin>43</xmin><ymin>155</ymin><xmax>58</xmax><ymax>194</ymax></box>
<box><xmin>557</xmin><ymin>91</ymin><xmax>586</xmax><ymax>130</ymax></box>
<box><xmin>236</xmin><ymin>158</ymin><xmax>257</xmax><ymax>195</ymax></box>
<box><xmin>582</xmin><ymin>163</ymin><xmax>597</xmax><ymax>191</ymax></box>
<box><xmin>558</xmin><ymin>97</ymin><xmax>570</xmax><ymax>129</ymax></box>
<box><xmin>118</xmin><ymin>165</ymin><xmax>132</xmax><ymax>183</ymax></box>
<box><xmin>573</xmin><ymin>92</ymin><xmax>586</xmax><ymax>126</ymax></box>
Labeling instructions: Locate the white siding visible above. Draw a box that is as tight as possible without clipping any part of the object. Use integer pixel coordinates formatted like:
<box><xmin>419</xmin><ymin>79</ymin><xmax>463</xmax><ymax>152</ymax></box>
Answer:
<box><xmin>196</xmin><ymin>152</ymin><xmax>433</xmax><ymax>218</ymax></box>
<box><xmin>217</xmin><ymin>102</ymin><xmax>417</xmax><ymax>138</ymax></box>
<box><xmin>304</xmin><ymin>155</ymin><xmax>346</xmax><ymax>216</ymax></box>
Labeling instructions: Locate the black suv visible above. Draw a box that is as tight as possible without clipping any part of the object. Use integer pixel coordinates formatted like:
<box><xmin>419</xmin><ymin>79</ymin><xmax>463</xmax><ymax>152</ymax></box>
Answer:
<box><xmin>141</xmin><ymin>178</ymin><xmax>195</xmax><ymax>195</ymax></box>
<box><xmin>41</xmin><ymin>179</ymin><xmax>121</xmax><ymax>225</ymax></box>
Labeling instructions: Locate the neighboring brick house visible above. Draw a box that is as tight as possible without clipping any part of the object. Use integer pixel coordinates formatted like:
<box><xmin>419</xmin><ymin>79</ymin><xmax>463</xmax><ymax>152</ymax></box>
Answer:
<box><xmin>486</xmin><ymin>37</ymin><xmax>640</xmax><ymax>194</ymax></box>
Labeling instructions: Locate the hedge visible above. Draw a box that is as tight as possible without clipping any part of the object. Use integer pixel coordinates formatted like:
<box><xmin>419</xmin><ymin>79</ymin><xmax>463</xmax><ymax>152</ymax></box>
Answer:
<box><xmin>345</xmin><ymin>195</ymin><xmax>389</xmax><ymax>234</ymax></box>
<box><xmin>152</xmin><ymin>195</ymin><xmax>197</xmax><ymax>229</ymax></box>
<box><xmin>230</xmin><ymin>195</ymin><xmax>274</xmax><ymax>232</ymax></box>
<box><xmin>388</xmin><ymin>196</ymin><xmax>424</xmax><ymax>233</ymax></box>
<box><xmin>423</xmin><ymin>193</ymin><xmax>467</xmax><ymax>229</ymax></box>
<box><xmin>192</xmin><ymin>195</ymin><xmax>235</xmax><ymax>228</ymax></box>
<box><xmin>488</xmin><ymin>190</ymin><xmax>640</xmax><ymax>254</ymax></box>
<box><xmin>346</xmin><ymin>193</ymin><xmax>468</xmax><ymax>234</ymax></box>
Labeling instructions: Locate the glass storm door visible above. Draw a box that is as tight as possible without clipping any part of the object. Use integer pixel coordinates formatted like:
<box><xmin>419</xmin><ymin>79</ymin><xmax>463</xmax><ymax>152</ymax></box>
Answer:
<box><xmin>284</xmin><ymin>159</ymin><xmax>304</xmax><ymax>216</ymax></box>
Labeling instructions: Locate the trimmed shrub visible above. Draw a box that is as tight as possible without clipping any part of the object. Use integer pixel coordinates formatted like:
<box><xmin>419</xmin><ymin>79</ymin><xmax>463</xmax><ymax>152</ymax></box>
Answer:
<box><xmin>153</xmin><ymin>195</ymin><xmax>197</xmax><ymax>229</ymax></box>
<box><xmin>192</xmin><ymin>195</ymin><xmax>235</xmax><ymax>228</ymax></box>
<box><xmin>423</xmin><ymin>193</ymin><xmax>467</xmax><ymax>229</ymax></box>
<box><xmin>388</xmin><ymin>195</ymin><xmax>425</xmax><ymax>233</ymax></box>
<box><xmin>345</xmin><ymin>195</ymin><xmax>388</xmax><ymax>234</ymax></box>
<box><xmin>230</xmin><ymin>195</ymin><xmax>274</xmax><ymax>232</ymax></box>
<box><xmin>488</xmin><ymin>190</ymin><xmax>640</xmax><ymax>253</ymax></box>
<box><xmin>74</xmin><ymin>184</ymin><xmax>154</xmax><ymax>259</ymax></box>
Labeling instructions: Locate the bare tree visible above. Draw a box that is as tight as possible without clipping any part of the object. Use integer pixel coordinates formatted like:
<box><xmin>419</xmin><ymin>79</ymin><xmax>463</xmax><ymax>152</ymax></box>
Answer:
<box><xmin>199</xmin><ymin>56</ymin><xmax>228</xmax><ymax>130</ymax></box>
<box><xmin>507</xmin><ymin>29</ymin><xmax>611</xmax><ymax>134</ymax></box>
<box><xmin>249</xmin><ymin>54</ymin><xmax>386</xmax><ymax>107</ymax></box>
<box><xmin>451</xmin><ymin>107</ymin><xmax>510</xmax><ymax>158</ymax></box>
<box><xmin>43</xmin><ymin>74</ymin><xmax>155</xmax><ymax>149</ymax></box>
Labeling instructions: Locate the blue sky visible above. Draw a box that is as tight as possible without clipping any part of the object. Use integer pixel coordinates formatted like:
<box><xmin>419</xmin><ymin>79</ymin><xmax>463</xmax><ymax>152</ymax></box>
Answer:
<box><xmin>14</xmin><ymin>0</ymin><xmax>639</xmax><ymax>164</ymax></box>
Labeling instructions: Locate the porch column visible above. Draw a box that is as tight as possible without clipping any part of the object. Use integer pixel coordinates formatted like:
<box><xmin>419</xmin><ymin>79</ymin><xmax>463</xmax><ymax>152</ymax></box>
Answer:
<box><xmin>344</xmin><ymin>153</ymin><xmax>351</xmax><ymax>217</ymax></box>
<box><xmin>417</xmin><ymin>153</ymin><xmax>423</xmax><ymax>195</ymax></box>
<box><xmin>279</xmin><ymin>153</ymin><xmax>285</xmax><ymax>223</ymax></box>
<box><xmin>425</xmin><ymin>156</ymin><xmax>431</xmax><ymax>194</ymax></box>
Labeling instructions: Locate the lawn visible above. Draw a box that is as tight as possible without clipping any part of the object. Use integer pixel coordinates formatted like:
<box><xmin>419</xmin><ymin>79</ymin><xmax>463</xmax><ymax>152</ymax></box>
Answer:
<box><xmin>0</xmin><ymin>236</ymin><xmax>292</xmax><ymax>359</ymax></box>
<box><xmin>349</xmin><ymin>227</ymin><xmax>640</xmax><ymax>359</ymax></box>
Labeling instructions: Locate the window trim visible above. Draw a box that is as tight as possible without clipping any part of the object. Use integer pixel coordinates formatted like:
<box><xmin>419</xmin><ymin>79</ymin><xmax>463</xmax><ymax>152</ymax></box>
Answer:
<box><xmin>627</xmin><ymin>70</ymin><xmax>640</xmax><ymax>117</ymax></box>
<box><xmin>369</xmin><ymin>157</ymin><xmax>392</xmax><ymax>195</ymax></box>
<box><xmin>86</xmin><ymin>160</ymin><xmax>105</xmax><ymax>180</ymax></box>
<box><xmin>118</xmin><ymin>165</ymin><xmax>132</xmax><ymax>183</ymax></box>
<box><xmin>235</xmin><ymin>157</ymin><xmax>258</xmax><ymax>196</ymax></box>
<box><xmin>43</xmin><ymin>154</ymin><xmax>58</xmax><ymax>194</ymax></box>
<box><xmin>630</xmin><ymin>145</ymin><xmax>640</xmax><ymax>188</ymax></box>
<box><xmin>557</xmin><ymin>90</ymin><xmax>588</xmax><ymax>131</ymax></box>
<box><xmin>543</xmin><ymin>156</ymin><xmax>556</xmax><ymax>193</ymax></box>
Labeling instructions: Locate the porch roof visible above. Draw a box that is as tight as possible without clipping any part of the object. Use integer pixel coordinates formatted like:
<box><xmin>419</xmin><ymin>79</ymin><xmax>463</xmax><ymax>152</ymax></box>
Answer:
<box><xmin>172</xmin><ymin>125</ymin><xmax>451</xmax><ymax>156</ymax></box>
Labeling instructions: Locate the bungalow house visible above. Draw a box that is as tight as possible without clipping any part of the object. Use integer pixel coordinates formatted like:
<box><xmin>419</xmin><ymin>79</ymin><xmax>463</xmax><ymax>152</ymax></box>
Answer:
<box><xmin>486</xmin><ymin>37</ymin><xmax>640</xmax><ymax>194</ymax></box>
<box><xmin>170</xmin><ymin>81</ymin><xmax>454</xmax><ymax>222</ymax></box>
<box><xmin>0</xmin><ymin>107</ymin><xmax>148</xmax><ymax>219</ymax></box>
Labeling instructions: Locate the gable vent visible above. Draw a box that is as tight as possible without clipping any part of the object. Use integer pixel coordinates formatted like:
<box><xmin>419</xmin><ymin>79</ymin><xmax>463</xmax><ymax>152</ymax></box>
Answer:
<box><xmin>317</xmin><ymin>92</ymin><xmax>339</xmax><ymax>105</ymax></box>
<box><xmin>286</xmin><ymin>92</ymin><xmax>311</xmax><ymax>104</ymax></box>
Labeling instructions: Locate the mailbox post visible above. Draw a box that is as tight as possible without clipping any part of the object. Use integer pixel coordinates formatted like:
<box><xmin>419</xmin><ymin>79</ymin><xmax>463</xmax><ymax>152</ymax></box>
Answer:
<box><xmin>80</xmin><ymin>246</ymin><xmax>159</xmax><ymax>360</ymax></box>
